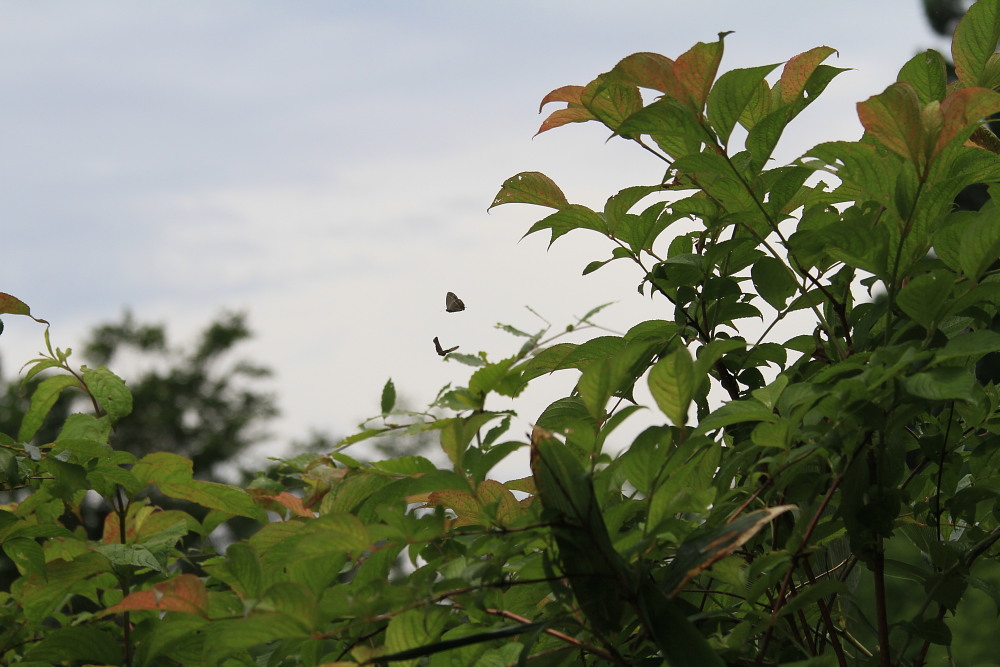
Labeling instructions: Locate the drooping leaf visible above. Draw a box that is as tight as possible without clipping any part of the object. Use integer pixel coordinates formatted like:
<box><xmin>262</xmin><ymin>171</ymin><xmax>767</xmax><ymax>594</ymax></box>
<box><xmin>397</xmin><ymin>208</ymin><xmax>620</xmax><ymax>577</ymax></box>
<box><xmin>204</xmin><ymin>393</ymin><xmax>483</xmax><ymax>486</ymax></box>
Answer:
<box><xmin>489</xmin><ymin>172</ymin><xmax>570</xmax><ymax>210</ymax></box>
<box><xmin>18</xmin><ymin>374</ymin><xmax>80</xmax><ymax>443</ymax></box>
<box><xmin>648</xmin><ymin>346</ymin><xmax>695</xmax><ymax>427</ymax></box>
<box><xmin>661</xmin><ymin>505</ymin><xmax>796</xmax><ymax>596</ymax></box>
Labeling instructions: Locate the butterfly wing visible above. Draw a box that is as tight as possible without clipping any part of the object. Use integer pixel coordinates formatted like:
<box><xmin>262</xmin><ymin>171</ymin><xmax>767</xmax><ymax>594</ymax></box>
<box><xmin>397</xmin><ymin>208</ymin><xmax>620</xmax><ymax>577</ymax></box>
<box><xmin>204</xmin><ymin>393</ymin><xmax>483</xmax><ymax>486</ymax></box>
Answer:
<box><xmin>433</xmin><ymin>336</ymin><xmax>458</xmax><ymax>356</ymax></box>
<box><xmin>445</xmin><ymin>292</ymin><xmax>465</xmax><ymax>312</ymax></box>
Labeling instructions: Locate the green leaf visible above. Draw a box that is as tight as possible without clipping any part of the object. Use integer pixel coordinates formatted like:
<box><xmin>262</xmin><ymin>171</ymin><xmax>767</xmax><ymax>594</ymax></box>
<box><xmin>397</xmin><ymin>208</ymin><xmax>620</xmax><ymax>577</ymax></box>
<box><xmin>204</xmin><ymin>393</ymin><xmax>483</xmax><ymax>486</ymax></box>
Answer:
<box><xmin>93</xmin><ymin>543</ymin><xmax>165</xmax><ymax>572</ymax></box>
<box><xmin>489</xmin><ymin>171</ymin><xmax>569</xmax><ymax>210</ymax></box>
<box><xmin>158</xmin><ymin>479</ymin><xmax>266</xmax><ymax>521</ymax></box>
<box><xmin>380</xmin><ymin>378</ymin><xmax>396</xmax><ymax>415</ymax></box>
<box><xmin>648</xmin><ymin>346</ymin><xmax>695</xmax><ymax>427</ymax></box>
<box><xmin>384</xmin><ymin>607</ymin><xmax>451</xmax><ymax>667</ymax></box>
<box><xmin>582</xmin><ymin>76</ymin><xmax>644</xmax><ymax>131</ymax></box>
<box><xmin>523</xmin><ymin>204</ymin><xmax>608</xmax><ymax>247</ymax></box>
<box><xmin>21</xmin><ymin>626</ymin><xmax>121</xmax><ymax>665</ymax></box>
<box><xmin>19</xmin><ymin>374</ymin><xmax>79</xmax><ymax>442</ymax></box>
<box><xmin>82</xmin><ymin>365</ymin><xmax>132</xmax><ymax>421</ymax></box>
<box><xmin>903</xmin><ymin>367</ymin><xmax>977</xmax><ymax>402</ymax></box>
<box><xmin>898</xmin><ymin>50</ymin><xmax>948</xmax><ymax>104</ymax></box>
<box><xmin>958</xmin><ymin>207</ymin><xmax>1000</xmax><ymax>280</ymax></box>
<box><xmin>694</xmin><ymin>399</ymin><xmax>777</xmax><ymax>435</ymax></box>
<box><xmin>530</xmin><ymin>430</ymin><xmax>630</xmax><ymax>634</ymax></box>
<box><xmin>952</xmin><ymin>0</ymin><xmax>1000</xmax><ymax>87</ymax></box>
<box><xmin>897</xmin><ymin>271</ymin><xmax>955</xmax><ymax>331</ymax></box>
<box><xmin>203</xmin><ymin>613</ymin><xmax>310</xmax><ymax>664</ymax></box>
<box><xmin>617</xmin><ymin>97</ymin><xmax>713</xmax><ymax>151</ymax></box>
<box><xmin>2</xmin><ymin>537</ymin><xmax>45</xmax><ymax>577</ymax></box>
<box><xmin>578</xmin><ymin>358</ymin><xmax>615</xmax><ymax>422</ymax></box>
<box><xmin>636</xmin><ymin>584</ymin><xmax>725</xmax><ymax>667</ymax></box>
<box><xmin>937</xmin><ymin>329</ymin><xmax>1000</xmax><ymax>363</ymax></box>
<box><xmin>752</xmin><ymin>256</ymin><xmax>797</xmax><ymax>310</ymax></box>
<box><xmin>707</xmin><ymin>63</ymin><xmax>780</xmax><ymax>145</ymax></box>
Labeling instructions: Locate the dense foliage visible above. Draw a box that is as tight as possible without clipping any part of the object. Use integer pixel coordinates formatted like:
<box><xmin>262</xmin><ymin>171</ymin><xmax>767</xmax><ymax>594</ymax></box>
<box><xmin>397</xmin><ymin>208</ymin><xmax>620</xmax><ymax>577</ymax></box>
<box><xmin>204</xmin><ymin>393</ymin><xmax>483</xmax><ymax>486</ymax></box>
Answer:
<box><xmin>2</xmin><ymin>3</ymin><xmax>1000</xmax><ymax>665</ymax></box>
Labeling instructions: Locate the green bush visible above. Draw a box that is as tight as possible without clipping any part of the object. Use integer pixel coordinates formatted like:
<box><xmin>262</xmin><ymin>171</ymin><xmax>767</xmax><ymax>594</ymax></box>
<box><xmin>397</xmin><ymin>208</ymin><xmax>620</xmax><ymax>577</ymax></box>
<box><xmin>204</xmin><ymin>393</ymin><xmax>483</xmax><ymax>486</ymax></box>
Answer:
<box><xmin>2</xmin><ymin>2</ymin><xmax>1000</xmax><ymax>664</ymax></box>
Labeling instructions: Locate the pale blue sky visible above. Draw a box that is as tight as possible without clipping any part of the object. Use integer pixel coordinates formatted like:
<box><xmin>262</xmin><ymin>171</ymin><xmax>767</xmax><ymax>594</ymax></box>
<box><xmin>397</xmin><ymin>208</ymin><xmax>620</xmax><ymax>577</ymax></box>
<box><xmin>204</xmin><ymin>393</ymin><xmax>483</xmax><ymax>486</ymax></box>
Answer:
<box><xmin>0</xmin><ymin>2</ymin><xmax>950</xmax><ymax>464</ymax></box>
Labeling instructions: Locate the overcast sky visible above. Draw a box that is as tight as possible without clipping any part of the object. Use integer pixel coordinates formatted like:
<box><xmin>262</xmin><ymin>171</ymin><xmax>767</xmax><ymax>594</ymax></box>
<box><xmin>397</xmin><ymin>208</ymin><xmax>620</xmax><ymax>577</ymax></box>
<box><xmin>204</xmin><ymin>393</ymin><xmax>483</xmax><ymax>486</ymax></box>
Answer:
<box><xmin>0</xmin><ymin>2</ymin><xmax>951</xmax><ymax>469</ymax></box>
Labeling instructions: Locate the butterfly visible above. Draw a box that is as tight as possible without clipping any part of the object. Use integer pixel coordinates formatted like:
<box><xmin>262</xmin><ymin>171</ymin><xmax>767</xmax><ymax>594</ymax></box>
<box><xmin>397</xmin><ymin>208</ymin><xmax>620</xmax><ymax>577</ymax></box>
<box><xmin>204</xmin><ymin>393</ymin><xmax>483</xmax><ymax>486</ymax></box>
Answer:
<box><xmin>445</xmin><ymin>292</ymin><xmax>465</xmax><ymax>313</ymax></box>
<box><xmin>433</xmin><ymin>336</ymin><xmax>459</xmax><ymax>356</ymax></box>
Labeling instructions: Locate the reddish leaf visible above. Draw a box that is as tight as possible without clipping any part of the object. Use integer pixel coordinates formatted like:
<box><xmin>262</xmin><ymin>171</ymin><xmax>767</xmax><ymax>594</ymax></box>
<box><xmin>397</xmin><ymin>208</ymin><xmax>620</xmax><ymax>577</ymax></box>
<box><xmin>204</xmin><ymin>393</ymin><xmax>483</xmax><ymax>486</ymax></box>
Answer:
<box><xmin>674</xmin><ymin>36</ymin><xmax>728</xmax><ymax>111</ymax></box>
<box><xmin>253</xmin><ymin>490</ymin><xmax>314</xmax><ymax>518</ymax></box>
<box><xmin>105</xmin><ymin>574</ymin><xmax>209</xmax><ymax>617</ymax></box>
<box><xmin>489</xmin><ymin>171</ymin><xmax>570</xmax><ymax>210</ymax></box>
<box><xmin>538</xmin><ymin>85</ymin><xmax>586</xmax><ymax>112</ymax></box>
<box><xmin>857</xmin><ymin>82</ymin><xmax>924</xmax><ymax>163</ymax></box>
<box><xmin>780</xmin><ymin>46</ymin><xmax>838</xmax><ymax>105</ymax></box>
<box><xmin>427</xmin><ymin>488</ymin><xmax>482</xmax><ymax>527</ymax></box>
<box><xmin>934</xmin><ymin>86</ymin><xmax>1000</xmax><ymax>157</ymax></box>
<box><xmin>0</xmin><ymin>292</ymin><xmax>31</xmax><ymax>316</ymax></box>
<box><xmin>536</xmin><ymin>107</ymin><xmax>596</xmax><ymax>135</ymax></box>
<box><xmin>612</xmin><ymin>52</ymin><xmax>687</xmax><ymax>101</ymax></box>
<box><xmin>0</xmin><ymin>292</ymin><xmax>47</xmax><ymax>324</ymax></box>
<box><xmin>475</xmin><ymin>479</ymin><xmax>522</xmax><ymax>527</ymax></box>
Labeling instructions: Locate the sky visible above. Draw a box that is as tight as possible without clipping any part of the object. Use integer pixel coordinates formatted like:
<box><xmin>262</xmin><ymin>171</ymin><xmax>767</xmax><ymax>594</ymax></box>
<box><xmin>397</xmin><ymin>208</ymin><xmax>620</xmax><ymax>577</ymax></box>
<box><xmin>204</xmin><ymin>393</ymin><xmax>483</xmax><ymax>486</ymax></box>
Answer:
<box><xmin>0</xmin><ymin>2</ymin><xmax>953</xmax><ymax>471</ymax></box>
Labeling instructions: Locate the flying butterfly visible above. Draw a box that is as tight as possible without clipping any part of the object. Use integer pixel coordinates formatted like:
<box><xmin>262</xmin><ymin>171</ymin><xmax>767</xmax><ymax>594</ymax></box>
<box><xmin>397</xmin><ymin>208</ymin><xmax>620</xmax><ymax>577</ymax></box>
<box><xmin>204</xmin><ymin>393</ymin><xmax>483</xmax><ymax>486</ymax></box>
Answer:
<box><xmin>433</xmin><ymin>336</ymin><xmax>459</xmax><ymax>356</ymax></box>
<box><xmin>445</xmin><ymin>292</ymin><xmax>465</xmax><ymax>313</ymax></box>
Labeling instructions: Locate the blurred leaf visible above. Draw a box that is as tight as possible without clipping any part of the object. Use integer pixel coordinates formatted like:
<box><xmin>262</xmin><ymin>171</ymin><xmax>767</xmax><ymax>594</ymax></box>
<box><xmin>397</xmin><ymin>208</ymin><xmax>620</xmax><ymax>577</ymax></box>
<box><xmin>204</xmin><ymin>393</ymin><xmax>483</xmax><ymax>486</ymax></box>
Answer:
<box><xmin>380</xmin><ymin>378</ymin><xmax>396</xmax><ymax>415</ymax></box>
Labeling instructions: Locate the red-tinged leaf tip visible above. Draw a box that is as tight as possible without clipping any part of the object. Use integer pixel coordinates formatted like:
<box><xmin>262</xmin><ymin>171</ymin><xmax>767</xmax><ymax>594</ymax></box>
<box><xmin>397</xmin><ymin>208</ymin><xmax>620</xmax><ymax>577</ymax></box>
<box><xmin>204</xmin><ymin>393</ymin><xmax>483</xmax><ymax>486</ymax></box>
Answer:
<box><xmin>675</xmin><ymin>39</ymin><xmax>726</xmax><ymax>110</ymax></box>
<box><xmin>780</xmin><ymin>46</ymin><xmax>838</xmax><ymax>105</ymax></box>
<box><xmin>612</xmin><ymin>52</ymin><xmax>684</xmax><ymax>98</ymax></box>
<box><xmin>539</xmin><ymin>85</ymin><xmax>586</xmax><ymax>112</ymax></box>
<box><xmin>489</xmin><ymin>172</ymin><xmax>570</xmax><ymax>211</ymax></box>
<box><xmin>934</xmin><ymin>86</ymin><xmax>1000</xmax><ymax>157</ymax></box>
<box><xmin>536</xmin><ymin>107</ymin><xmax>596</xmax><ymax>136</ymax></box>
<box><xmin>857</xmin><ymin>82</ymin><xmax>924</xmax><ymax>163</ymax></box>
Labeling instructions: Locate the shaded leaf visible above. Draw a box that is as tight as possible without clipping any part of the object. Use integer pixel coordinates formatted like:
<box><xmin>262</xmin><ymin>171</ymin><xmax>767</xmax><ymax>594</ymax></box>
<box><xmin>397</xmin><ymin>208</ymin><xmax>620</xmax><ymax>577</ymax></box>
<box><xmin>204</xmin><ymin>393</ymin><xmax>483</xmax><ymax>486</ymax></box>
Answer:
<box><xmin>661</xmin><ymin>505</ymin><xmax>796</xmax><ymax>597</ymax></box>
<box><xmin>648</xmin><ymin>346</ymin><xmax>695</xmax><ymax>427</ymax></box>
